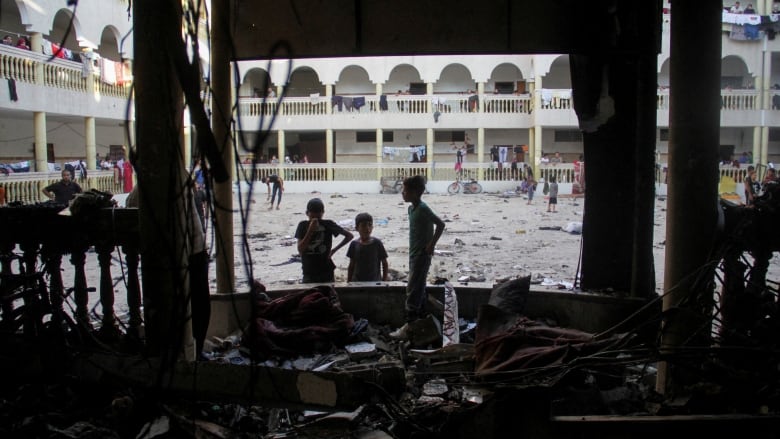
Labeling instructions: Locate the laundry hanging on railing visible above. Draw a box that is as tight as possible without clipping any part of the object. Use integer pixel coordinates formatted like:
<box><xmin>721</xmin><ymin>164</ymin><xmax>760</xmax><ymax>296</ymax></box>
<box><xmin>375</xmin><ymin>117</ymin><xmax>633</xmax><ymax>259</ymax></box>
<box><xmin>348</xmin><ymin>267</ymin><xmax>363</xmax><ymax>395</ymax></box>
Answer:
<box><xmin>99</xmin><ymin>58</ymin><xmax>117</xmax><ymax>85</ymax></box>
<box><xmin>0</xmin><ymin>161</ymin><xmax>31</xmax><ymax>173</ymax></box>
<box><xmin>541</xmin><ymin>89</ymin><xmax>553</xmax><ymax>107</ymax></box>
<box><xmin>409</xmin><ymin>145</ymin><xmax>426</xmax><ymax>162</ymax></box>
<box><xmin>382</xmin><ymin>146</ymin><xmax>399</xmax><ymax>160</ymax></box>
<box><xmin>7</xmin><ymin>78</ymin><xmax>17</xmax><ymax>102</ymax></box>
<box><xmin>468</xmin><ymin>94</ymin><xmax>478</xmax><ymax>111</ymax></box>
<box><xmin>332</xmin><ymin>95</ymin><xmax>343</xmax><ymax>111</ymax></box>
<box><xmin>331</xmin><ymin>96</ymin><xmax>366</xmax><ymax>112</ymax></box>
<box><xmin>81</xmin><ymin>51</ymin><xmax>100</xmax><ymax>78</ymax></box>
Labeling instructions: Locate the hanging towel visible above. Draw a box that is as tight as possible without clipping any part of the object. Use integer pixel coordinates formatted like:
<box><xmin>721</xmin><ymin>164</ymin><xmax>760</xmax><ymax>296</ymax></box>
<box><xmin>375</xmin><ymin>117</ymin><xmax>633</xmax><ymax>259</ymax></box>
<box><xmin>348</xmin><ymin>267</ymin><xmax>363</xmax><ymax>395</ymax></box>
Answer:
<box><xmin>379</xmin><ymin>94</ymin><xmax>388</xmax><ymax>111</ymax></box>
<box><xmin>332</xmin><ymin>95</ymin><xmax>343</xmax><ymax>111</ymax></box>
<box><xmin>41</xmin><ymin>40</ymin><xmax>53</xmax><ymax>56</ymax></box>
<box><xmin>8</xmin><ymin>79</ymin><xmax>17</xmax><ymax>102</ymax></box>
<box><xmin>100</xmin><ymin>58</ymin><xmax>117</xmax><ymax>85</ymax></box>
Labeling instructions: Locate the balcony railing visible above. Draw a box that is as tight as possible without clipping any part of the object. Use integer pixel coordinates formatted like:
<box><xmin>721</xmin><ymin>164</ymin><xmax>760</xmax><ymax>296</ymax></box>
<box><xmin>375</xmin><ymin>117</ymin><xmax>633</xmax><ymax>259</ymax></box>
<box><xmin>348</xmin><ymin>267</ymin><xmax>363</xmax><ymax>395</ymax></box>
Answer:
<box><xmin>0</xmin><ymin>45</ymin><xmax>131</xmax><ymax>99</ymax></box>
<box><xmin>0</xmin><ymin>45</ymin><xmax>770</xmax><ymax>117</ymax></box>
<box><xmin>238</xmin><ymin>93</ymin><xmax>536</xmax><ymax>117</ymax></box>
<box><xmin>657</xmin><ymin>88</ymin><xmax>762</xmax><ymax>111</ymax></box>
<box><xmin>237</xmin><ymin>88</ymin><xmax>768</xmax><ymax>119</ymax></box>
<box><xmin>1</xmin><ymin>170</ymin><xmax>123</xmax><ymax>205</ymax></box>
<box><xmin>1</xmin><ymin>163</ymin><xmax>753</xmax><ymax>205</ymax></box>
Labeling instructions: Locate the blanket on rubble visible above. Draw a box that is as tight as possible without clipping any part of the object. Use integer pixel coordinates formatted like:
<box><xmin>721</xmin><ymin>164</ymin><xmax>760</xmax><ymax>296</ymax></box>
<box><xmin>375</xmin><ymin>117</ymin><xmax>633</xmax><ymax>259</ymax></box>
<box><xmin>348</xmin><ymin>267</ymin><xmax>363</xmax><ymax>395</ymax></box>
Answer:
<box><xmin>474</xmin><ymin>304</ymin><xmax>618</xmax><ymax>375</ymax></box>
<box><xmin>244</xmin><ymin>285</ymin><xmax>355</xmax><ymax>358</ymax></box>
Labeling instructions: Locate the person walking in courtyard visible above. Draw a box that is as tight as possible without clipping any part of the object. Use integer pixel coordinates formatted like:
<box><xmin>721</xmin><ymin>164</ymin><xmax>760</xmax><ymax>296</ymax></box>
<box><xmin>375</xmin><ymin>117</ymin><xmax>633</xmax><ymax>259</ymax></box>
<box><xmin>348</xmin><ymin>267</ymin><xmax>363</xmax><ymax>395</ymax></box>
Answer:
<box><xmin>526</xmin><ymin>174</ymin><xmax>536</xmax><ymax>205</ymax></box>
<box><xmin>295</xmin><ymin>198</ymin><xmax>353</xmax><ymax>283</ymax></box>
<box><xmin>392</xmin><ymin>175</ymin><xmax>445</xmax><ymax>338</ymax></box>
<box><xmin>346</xmin><ymin>212</ymin><xmax>389</xmax><ymax>282</ymax></box>
<box><xmin>43</xmin><ymin>169</ymin><xmax>82</xmax><ymax>205</ymax></box>
<box><xmin>263</xmin><ymin>174</ymin><xmax>284</xmax><ymax>210</ymax></box>
<box><xmin>547</xmin><ymin>174</ymin><xmax>559</xmax><ymax>212</ymax></box>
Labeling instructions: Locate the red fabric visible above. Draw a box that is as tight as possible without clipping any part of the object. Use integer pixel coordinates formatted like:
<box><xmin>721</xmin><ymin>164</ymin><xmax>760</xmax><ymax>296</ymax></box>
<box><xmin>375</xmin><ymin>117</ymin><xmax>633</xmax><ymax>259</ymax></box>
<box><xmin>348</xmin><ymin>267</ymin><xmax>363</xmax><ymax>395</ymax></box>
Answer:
<box><xmin>123</xmin><ymin>161</ymin><xmax>133</xmax><ymax>193</ymax></box>
<box><xmin>245</xmin><ymin>285</ymin><xmax>355</xmax><ymax>358</ymax></box>
<box><xmin>474</xmin><ymin>304</ymin><xmax>616</xmax><ymax>375</ymax></box>
<box><xmin>51</xmin><ymin>43</ymin><xmax>65</xmax><ymax>58</ymax></box>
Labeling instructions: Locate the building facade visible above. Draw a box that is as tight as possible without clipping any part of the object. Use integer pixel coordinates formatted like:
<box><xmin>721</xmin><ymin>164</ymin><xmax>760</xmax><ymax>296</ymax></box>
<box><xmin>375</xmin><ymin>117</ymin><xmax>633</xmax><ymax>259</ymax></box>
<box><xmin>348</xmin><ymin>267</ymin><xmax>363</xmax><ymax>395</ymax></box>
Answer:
<box><xmin>1</xmin><ymin>1</ymin><xmax>779</xmax><ymax>190</ymax></box>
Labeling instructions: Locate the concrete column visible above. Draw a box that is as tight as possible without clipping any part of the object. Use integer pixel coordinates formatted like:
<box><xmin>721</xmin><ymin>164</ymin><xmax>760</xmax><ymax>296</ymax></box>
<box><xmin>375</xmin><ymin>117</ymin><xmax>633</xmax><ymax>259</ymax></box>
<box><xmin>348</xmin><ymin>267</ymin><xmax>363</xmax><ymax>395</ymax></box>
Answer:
<box><xmin>426</xmin><ymin>82</ymin><xmax>433</xmax><ymax>113</ymax></box>
<box><xmin>762</xmin><ymin>42</ymin><xmax>771</xmax><ymax>109</ymax></box>
<box><xmin>34</xmin><ymin>112</ymin><xmax>47</xmax><ymax>172</ymax></box>
<box><xmin>277</xmin><ymin>130</ymin><xmax>286</xmax><ymax>168</ymax></box>
<box><xmin>30</xmin><ymin>32</ymin><xmax>43</xmax><ymax>85</ymax></box>
<box><xmin>326</xmin><ymin>129</ymin><xmax>334</xmax><ymax>180</ymax></box>
<box><xmin>183</xmin><ymin>108</ymin><xmax>192</xmax><ymax>167</ymax></box>
<box><xmin>134</xmin><ymin>0</ymin><xmax>194</xmax><ymax>360</ymax></box>
<box><xmin>212</xmin><ymin>0</ymin><xmax>234</xmax><ymax>295</ymax></box>
<box><xmin>376</xmin><ymin>83</ymin><xmax>383</xmax><ymax>113</ymax></box>
<box><xmin>82</xmin><ymin>49</ymin><xmax>96</xmax><ymax>94</ymax></box>
<box><xmin>533</xmin><ymin>76</ymin><xmax>543</xmax><ymax>112</ymax></box>
<box><xmin>532</xmin><ymin>76</ymin><xmax>542</xmax><ymax>173</ymax></box>
<box><xmin>761</xmin><ymin>43</ymin><xmax>771</xmax><ymax>164</ymax></box>
<box><xmin>376</xmin><ymin>128</ymin><xmax>383</xmax><ymax>180</ymax></box>
<box><xmin>276</xmin><ymin>130</ymin><xmax>286</xmax><ymax>163</ymax></box>
<box><xmin>326</xmin><ymin>84</ymin><xmax>333</xmax><ymax>114</ymax></box>
<box><xmin>753</xmin><ymin>126</ymin><xmax>762</xmax><ymax>162</ymax></box>
<box><xmin>477</xmin><ymin>127</ymin><xmax>485</xmax><ymax>180</ymax></box>
<box><xmin>534</xmin><ymin>126</ymin><xmax>543</xmax><ymax>168</ymax></box>
<box><xmin>477</xmin><ymin>82</ymin><xmax>485</xmax><ymax>112</ymax></box>
<box><xmin>528</xmin><ymin>126</ymin><xmax>535</xmax><ymax>172</ymax></box>
<box><xmin>85</xmin><ymin>117</ymin><xmax>96</xmax><ymax>171</ymax></box>
<box><xmin>658</xmin><ymin>0</ymin><xmax>722</xmax><ymax>395</ymax></box>
<box><xmin>761</xmin><ymin>126</ymin><xmax>769</xmax><ymax>164</ymax></box>
<box><xmin>124</xmin><ymin>120</ymin><xmax>135</xmax><ymax>153</ymax></box>
<box><xmin>426</xmin><ymin>128</ymin><xmax>434</xmax><ymax>179</ymax></box>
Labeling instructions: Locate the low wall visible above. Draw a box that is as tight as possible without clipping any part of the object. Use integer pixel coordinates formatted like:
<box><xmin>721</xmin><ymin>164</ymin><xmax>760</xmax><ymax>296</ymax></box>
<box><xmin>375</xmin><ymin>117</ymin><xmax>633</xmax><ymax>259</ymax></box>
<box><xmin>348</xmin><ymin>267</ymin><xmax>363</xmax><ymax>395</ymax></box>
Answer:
<box><xmin>208</xmin><ymin>281</ymin><xmax>656</xmax><ymax>339</ymax></box>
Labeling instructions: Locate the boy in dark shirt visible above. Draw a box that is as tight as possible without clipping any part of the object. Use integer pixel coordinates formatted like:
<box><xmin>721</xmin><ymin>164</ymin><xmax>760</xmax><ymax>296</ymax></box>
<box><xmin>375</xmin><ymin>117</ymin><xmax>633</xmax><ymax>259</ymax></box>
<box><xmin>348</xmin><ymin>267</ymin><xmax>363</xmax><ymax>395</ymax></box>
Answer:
<box><xmin>346</xmin><ymin>212</ymin><xmax>389</xmax><ymax>282</ymax></box>
<box><xmin>295</xmin><ymin>198</ymin><xmax>353</xmax><ymax>283</ymax></box>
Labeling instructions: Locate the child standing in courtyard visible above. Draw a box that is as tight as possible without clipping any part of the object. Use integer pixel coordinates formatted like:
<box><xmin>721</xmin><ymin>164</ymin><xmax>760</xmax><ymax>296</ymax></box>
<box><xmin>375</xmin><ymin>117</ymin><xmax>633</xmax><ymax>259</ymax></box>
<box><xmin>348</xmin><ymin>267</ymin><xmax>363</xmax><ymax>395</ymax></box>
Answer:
<box><xmin>346</xmin><ymin>212</ymin><xmax>389</xmax><ymax>282</ymax></box>
<box><xmin>393</xmin><ymin>175</ymin><xmax>445</xmax><ymax>337</ymax></box>
<box><xmin>526</xmin><ymin>174</ymin><xmax>536</xmax><ymax>205</ymax></box>
<box><xmin>547</xmin><ymin>175</ymin><xmax>558</xmax><ymax>212</ymax></box>
<box><xmin>295</xmin><ymin>198</ymin><xmax>353</xmax><ymax>283</ymax></box>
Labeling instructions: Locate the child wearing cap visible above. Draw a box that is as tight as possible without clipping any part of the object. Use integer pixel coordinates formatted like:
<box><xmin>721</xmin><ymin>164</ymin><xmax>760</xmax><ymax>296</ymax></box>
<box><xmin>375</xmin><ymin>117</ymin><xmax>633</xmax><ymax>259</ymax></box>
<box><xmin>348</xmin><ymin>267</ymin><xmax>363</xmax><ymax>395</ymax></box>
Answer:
<box><xmin>346</xmin><ymin>212</ymin><xmax>389</xmax><ymax>282</ymax></box>
<box><xmin>295</xmin><ymin>197</ymin><xmax>354</xmax><ymax>283</ymax></box>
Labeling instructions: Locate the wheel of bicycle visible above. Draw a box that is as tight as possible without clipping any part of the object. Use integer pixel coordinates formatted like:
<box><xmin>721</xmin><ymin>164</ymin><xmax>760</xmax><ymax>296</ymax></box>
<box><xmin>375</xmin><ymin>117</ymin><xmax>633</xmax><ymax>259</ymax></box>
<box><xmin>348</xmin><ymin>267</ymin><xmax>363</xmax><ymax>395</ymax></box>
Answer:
<box><xmin>447</xmin><ymin>182</ymin><xmax>460</xmax><ymax>194</ymax></box>
<box><xmin>474</xmin><ymin>183</ymin><xmax>483</xmax><ymax>194</ymax></box>
<box><xmin>393</xmin><ymin>181</ymin><xmax>403</xmax><ymax>193</ymax></box>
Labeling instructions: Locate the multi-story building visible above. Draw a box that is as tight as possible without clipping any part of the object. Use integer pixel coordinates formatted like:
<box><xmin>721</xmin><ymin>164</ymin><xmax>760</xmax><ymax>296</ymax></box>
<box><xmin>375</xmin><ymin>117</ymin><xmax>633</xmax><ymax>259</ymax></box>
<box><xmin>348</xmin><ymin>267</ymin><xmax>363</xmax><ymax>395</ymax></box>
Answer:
<box><xmin>0</xmin><ymin>0</ymin><xmax>132</xmax><ymax>172</ymax></box>
<box><xmin>1</xmin><ymin>1</ymin><xmax>779</xmax><ymax>199</ymax></box>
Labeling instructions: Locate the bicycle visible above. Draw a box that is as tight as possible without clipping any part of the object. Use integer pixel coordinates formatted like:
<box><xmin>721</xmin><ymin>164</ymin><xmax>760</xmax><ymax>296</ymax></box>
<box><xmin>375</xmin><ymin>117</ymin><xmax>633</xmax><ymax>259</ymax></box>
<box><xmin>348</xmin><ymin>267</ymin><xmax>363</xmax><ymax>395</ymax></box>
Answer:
<box><xmin>447</xmin><ymin>173</ymin><xmax>483</xmax><ymax>194</ymax></box>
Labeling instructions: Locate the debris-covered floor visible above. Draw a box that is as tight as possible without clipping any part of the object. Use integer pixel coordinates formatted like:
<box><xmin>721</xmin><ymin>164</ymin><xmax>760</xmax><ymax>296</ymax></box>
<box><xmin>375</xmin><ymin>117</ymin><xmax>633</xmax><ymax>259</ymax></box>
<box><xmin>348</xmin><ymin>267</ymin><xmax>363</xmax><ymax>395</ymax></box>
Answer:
<box><xmin>3</xmin><ymin>278</ymin><xmax>780</xmax><ymax>438</ymax></box>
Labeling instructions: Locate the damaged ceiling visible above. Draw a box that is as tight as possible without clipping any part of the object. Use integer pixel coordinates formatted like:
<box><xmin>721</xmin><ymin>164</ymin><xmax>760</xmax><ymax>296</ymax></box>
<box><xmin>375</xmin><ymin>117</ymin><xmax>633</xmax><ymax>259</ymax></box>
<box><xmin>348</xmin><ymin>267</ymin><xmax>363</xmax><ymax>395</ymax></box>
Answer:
<box><xmin>230</xmin><ymin>0</ymin><xmax>659</xmax><ymax>59</ymax></box>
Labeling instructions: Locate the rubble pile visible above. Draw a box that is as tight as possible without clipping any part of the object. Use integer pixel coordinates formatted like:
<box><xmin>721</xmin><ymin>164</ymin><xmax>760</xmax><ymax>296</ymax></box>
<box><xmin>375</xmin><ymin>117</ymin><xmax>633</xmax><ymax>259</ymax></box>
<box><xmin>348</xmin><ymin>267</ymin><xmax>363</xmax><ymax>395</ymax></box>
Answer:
<box><xmin>1</xmin><ymin>278</ymin><xmax>780</xmax><ymax>438</ymax></box>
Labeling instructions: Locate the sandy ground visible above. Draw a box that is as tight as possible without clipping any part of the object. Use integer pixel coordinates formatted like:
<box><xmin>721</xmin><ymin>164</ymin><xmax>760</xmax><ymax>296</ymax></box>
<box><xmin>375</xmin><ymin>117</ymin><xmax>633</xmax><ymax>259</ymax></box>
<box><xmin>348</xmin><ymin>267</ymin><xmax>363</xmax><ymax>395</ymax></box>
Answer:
<box><xmin>217</xmin><ymin>190</ymin><xmax>669</xmax><ymax>294</ymax></box>
<box><xmin>71</xmin><ymin>189</ymin><xmax>780</xmax><ymax>319</ymax></box>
